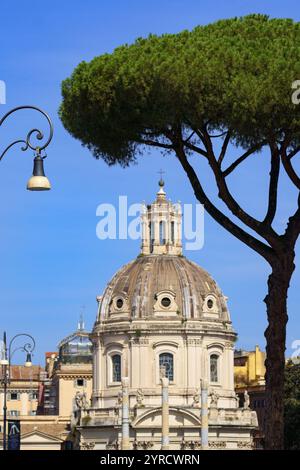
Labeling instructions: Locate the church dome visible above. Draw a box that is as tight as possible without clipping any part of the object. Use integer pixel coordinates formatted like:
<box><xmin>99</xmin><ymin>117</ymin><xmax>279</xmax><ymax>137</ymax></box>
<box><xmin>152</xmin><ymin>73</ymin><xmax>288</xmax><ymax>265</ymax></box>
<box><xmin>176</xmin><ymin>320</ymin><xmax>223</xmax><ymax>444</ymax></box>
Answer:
<box><xmin>97</xmin><ymin>181</ymin><xmax>230</xmax><ymax>324</ymax></box>
<box><xmin>58</xmin><ymin>318</ymin><xmax>93</xmax><ymax>364</ymax></box>
<box><xmin>98</xmin><ymin>254</ymin><xmax>229</xmax><ymax>322</ymax></box>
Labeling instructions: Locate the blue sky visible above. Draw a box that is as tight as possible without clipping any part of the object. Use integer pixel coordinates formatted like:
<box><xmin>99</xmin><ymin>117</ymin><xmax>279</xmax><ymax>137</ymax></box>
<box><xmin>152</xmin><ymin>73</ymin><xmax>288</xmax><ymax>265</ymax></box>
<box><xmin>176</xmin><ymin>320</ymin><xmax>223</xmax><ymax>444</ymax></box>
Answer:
<box><xmin>0</xmin><ymin>0</ymin><xmax>300</xmax><ymax>364</ymax></box>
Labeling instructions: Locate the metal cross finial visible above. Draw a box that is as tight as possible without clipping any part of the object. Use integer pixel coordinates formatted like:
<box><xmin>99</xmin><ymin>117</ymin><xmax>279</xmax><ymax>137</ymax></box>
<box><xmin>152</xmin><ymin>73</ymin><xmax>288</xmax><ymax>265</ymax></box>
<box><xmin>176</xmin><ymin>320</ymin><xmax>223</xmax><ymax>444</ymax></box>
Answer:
<box><xmin>158</xmin><ymin>169</ymin><xmax>165</xmax><ymax>179</ymax></box>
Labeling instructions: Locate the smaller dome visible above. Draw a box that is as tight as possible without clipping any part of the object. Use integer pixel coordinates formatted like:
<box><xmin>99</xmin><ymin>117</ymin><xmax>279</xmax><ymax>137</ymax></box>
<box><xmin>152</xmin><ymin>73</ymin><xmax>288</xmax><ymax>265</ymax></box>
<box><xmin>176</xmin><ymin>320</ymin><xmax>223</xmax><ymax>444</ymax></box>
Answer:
<box><xmin>58</xmin><ymin>323</ymin><xmax>92</xmax><ymax>364</ymax></box>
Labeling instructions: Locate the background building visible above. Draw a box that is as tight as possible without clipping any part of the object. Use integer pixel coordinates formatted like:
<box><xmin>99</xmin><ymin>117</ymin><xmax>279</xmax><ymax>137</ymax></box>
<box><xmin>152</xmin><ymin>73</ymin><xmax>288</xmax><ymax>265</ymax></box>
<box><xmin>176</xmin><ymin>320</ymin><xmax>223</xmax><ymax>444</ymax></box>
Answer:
<box><xmin>234</xmin><ymin>346</ymin><xmax>266</xmax><ymax>443</ymax></box>
<box><xmin>0</xmin><ymin>365</ymin><xmax>42</xmax><ymax>418</ymax></box>
<box><xmin>51</xmin><ymin>319</ymin><xmax>93</xmax><ymax>417</ymax></box>
<box><xmin>0</xmin><ymin>319</ymin><xmax>92</xmax><ymax>450</ymax></box>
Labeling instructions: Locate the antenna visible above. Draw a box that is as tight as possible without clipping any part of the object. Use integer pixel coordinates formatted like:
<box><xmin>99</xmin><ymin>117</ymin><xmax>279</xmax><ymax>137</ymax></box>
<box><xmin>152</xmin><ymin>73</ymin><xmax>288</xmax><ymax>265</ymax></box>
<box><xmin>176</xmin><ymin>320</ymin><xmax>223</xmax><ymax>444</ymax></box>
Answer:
<box><xmin>78</xmin><ymin>306</ymin><xmax>85</xmax><ymax>331</ymax></box>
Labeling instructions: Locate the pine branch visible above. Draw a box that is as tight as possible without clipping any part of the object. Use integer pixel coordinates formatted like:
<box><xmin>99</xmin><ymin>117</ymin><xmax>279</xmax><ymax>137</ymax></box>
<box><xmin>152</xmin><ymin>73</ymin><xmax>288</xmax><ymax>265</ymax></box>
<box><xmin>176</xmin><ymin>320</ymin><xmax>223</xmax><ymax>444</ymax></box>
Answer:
<box><xmin>172</xmin><ymin>138</ymin><xmax>274</xmax><ymax>263</ymax></box>
<box><xmin>223</xmin><ymin>142</ymin><xmax>266</xmax><ymax>177</ymax></box>
<box><xmin>137</xmin><ymin>138</ymin><xmax>173</xmax><ymax>150</ymax></box>
<box><xmin>281</xmin><ymin>148</ymin><xmax>300</xmax><ymax>190</ymax></box>
<box><xmin>218</xmin><ymin>131</ymin><xmax>231</xmax><ymax>165</ymax></box>
<box><xmin>285</xmin><ymin>192</ymin><xmax>300</xmax><ymax>247</ymax></box>
<box><xmin>263</xmin><ymin>146</ymin><xmax>280</xmax><ymax>227</ymax></box>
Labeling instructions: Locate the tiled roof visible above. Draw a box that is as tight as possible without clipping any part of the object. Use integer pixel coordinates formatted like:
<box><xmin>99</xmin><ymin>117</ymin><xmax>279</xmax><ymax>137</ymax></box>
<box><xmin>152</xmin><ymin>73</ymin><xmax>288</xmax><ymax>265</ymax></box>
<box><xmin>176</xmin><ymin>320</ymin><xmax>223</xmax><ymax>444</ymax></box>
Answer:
<box><xmin>45</xmin><ymin>352</ymin><xmax>57</xmax><ymax>358</ymax></box>
<box><xmin>10</xmin><ymin>365</ymin><xmax>44</xmax><ymax>381</ymax></box>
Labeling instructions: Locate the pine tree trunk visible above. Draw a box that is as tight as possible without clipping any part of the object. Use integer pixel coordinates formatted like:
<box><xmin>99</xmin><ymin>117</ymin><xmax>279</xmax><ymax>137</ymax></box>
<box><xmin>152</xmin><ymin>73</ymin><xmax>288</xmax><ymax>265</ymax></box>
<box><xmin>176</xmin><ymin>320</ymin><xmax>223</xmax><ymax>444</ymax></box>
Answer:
<box><xmin>264</xmin><ymin>253</ymin><xmax>295</xmax><ymax>450</ymax></box>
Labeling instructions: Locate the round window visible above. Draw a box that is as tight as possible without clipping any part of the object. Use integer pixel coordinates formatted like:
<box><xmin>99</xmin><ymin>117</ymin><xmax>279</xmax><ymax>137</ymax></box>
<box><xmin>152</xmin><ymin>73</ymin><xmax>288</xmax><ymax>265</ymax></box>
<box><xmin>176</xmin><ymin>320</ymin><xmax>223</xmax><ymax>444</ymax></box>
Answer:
<box><xmin>116</xmin><ymin>298</ymin><xmax>124</xmax><ymax>309</ymax></box>
<box><xmin>207</xmin><ymin>299</ymin><xmax>214</xmax><ymax>309</ymax></box>
<box><xmin>161</xmin><ymin>297</ymin><xmax>171</xmax><ymax>308</ymax></box>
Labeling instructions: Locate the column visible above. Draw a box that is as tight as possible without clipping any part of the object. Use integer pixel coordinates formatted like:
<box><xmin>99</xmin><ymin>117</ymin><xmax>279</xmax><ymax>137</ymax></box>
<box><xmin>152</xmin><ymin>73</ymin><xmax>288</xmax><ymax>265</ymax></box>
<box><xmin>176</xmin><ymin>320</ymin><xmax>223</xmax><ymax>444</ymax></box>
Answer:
<box><xmin>161</xmin><ymin>377</ymin><xmax>169</xmax><ymax>450</ymax></box>
<box><xmin>201</xmin><ymin>379</ymin><xmax>209</xmax><ymax>450</ymax></box>
<box><xmin>228</xmin><ymin>347</ymin><xmax>234</xmax><ymax>390</ymax></box>
<box><xmin>92</xmin><ymin>341</ymin><xmax>99</xmax><ymax>407</ymax></box>
<box><xmin>141</xmin><ymin>209</ymin><xmax>149</xmax><ymax>254</ymax></box>
<box><xmin>121</xmin><ymin>377</ymin><xmax>130</xmax><ymax>450</ymax></box>
<box><xmin>153</xmin><ymin>208</ymin><xmax>159</xmax><ymax>247</ymax></box>
<box><xmin>176</xmin><ymin>208</ymin><xmax>182</xmax><ymax>249</ymax></box>
<box><xmin>165</xmin><ymin>212</ymin><xmax>169</xmax><ymax>245</ymax></box>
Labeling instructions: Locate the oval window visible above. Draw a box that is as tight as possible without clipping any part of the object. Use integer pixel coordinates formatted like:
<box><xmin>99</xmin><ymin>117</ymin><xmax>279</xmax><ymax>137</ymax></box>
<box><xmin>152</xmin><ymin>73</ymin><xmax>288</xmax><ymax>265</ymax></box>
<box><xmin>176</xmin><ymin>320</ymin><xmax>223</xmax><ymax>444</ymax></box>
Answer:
<box><xmin>207</xmin><ymin>299</ymin><xmax>214</xmax><ymax>309</ymax></box>
<box><xmin>161</xmin><ymin>297</ymin><xmax>171</xmax><ymax>308</ymax></box>
<box><xmin>116</xmin><ymin>298</ymin><xmax>124</xmax><ymax>309</ymax></box>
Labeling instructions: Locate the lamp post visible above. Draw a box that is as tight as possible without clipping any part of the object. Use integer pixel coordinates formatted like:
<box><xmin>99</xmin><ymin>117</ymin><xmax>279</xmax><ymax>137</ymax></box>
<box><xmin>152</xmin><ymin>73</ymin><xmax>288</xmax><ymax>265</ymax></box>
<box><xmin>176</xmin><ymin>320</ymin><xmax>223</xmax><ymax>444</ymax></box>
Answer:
<box><xmin>0</xmin><ymin>105</ymin><xmax>53</xmax><ymax>190</ymax></box>
<box><xmin>0</xmin><ymin>331</ymin><xmax>36</xmax><ymax>450</ymax></box>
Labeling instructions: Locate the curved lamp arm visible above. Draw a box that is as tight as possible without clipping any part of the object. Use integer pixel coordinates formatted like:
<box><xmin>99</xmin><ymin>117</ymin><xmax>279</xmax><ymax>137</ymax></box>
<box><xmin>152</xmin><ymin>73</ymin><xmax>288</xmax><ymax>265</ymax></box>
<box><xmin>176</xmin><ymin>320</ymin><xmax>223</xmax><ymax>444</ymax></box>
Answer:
<box><xmin>8</xmin><ymin>333</ymin><xmax>36</xmax><ymax>366</ymax></box>
<box><xmin>0</xmin><ymin>105</ymin><xmax>53</xmax><ymax>161</ymax></box>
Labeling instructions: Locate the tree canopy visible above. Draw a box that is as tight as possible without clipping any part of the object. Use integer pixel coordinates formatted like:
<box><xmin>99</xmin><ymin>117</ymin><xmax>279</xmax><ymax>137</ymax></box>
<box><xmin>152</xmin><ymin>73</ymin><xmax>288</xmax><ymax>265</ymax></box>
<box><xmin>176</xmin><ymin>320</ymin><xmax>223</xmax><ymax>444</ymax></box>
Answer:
<box><xmin>60</xmin><ymin>14</ymin><xmax>300</xmax><ymax>167</ymax></box>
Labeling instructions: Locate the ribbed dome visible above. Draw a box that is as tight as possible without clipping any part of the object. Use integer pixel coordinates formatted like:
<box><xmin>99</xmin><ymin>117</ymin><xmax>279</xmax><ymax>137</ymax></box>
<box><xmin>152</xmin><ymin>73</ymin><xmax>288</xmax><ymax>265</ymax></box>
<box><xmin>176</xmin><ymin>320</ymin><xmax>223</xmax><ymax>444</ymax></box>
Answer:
<box><xmin>98</xmin><ymin>255</ymin><xmax>230</xmax><ymax>322</ymax></box>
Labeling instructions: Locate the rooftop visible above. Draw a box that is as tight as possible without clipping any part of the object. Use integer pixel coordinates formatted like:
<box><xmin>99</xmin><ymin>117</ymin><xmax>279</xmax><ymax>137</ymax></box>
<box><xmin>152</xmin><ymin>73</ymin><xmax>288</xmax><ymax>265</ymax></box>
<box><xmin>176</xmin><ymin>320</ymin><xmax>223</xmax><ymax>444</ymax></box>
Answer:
<box><xmin>8</xmin><ymin>365</ymin><xmax>43</xmax><ymax>381</ymax></box>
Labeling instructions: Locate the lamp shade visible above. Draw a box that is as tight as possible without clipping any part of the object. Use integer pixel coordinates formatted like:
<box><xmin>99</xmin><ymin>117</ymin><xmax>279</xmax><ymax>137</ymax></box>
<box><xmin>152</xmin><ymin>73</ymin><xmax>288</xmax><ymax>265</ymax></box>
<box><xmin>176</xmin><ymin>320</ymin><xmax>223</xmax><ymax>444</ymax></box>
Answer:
<box><xmin>27</xmin><ymin>154</ymin><xmax>51</xmax><ymax>191</ymax></box>
<box><xmin>24</xmin><ymin>353</ymin><xmax>32</xmax><ymax>367</ymax></box>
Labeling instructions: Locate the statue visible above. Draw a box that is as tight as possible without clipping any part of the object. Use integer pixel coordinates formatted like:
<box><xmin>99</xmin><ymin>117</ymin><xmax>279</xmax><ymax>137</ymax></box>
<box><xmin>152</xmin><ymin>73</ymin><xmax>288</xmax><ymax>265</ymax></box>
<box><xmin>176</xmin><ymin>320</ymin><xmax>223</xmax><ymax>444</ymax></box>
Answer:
<box><xmin>210</xmin><ymin>389</ymin><xmax>219</xmax><ymax>408</ymax></box>
<box><xmin>133</xmin><ymin>439</ymin><xmax>153</xmax><ymax>450</ymax></box>
<box><xmin>243</xmin><ymin>390</ymin><xmax>250</xmax><ymax>409</ymax></box>
<box><xmin>159</xmin><ymin>364</ymin><xmax>166</xmax><ymax>379</ymax></box>
<box><xmin>135</xmin><ymin>389</ymin><xmax>144</xmax><ymax>407</ymax></box>
<box><xmin>75</xmin><ymin>391</ymin><xmax>88</xmax><ymax>410</ymax></box>
<box><xmin>181</xmin><ymin>437</ymin><xmax>187</xmax><ymax>450</ymax></box>
<box><xmin>235</xmin><ymin>393</ymin><xmax>240</xmax><ymax>408</ymax></box>
<box><xmin>117</xmin><ymin>390</ymin><xmax>122</xmax><ymax>405</ymax></box>
<box><xmin>82</xmin><ymin>392</ymin><xmax>89</xmax><ymax>410</ymax></box>
<box><xmin>106</xmin><ymin>440</ymin><xmax>119</xmax><ymax>450</ymax></box>
<box><xmin>192</xmin><ymin>388</ymin><xmax>200</xmax><ymax>407</ymax></box>
<box><xmin>75</xmin><ymin>391</ymin><xmax>83</xmax><ymax>409</ymax></box>
<box><xmin>114</xmin><ymin>391</ymin><xmax>123</xmax><ymax>416</ymax></box>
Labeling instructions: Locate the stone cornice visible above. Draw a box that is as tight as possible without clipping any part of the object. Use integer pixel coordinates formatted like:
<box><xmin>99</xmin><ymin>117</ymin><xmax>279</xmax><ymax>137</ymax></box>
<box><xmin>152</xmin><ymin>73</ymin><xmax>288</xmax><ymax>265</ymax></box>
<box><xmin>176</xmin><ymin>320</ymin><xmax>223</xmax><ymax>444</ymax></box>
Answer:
<box><xmin>94</xmin><ymin>323</ymin><xmax>236</xmax><ymax>336</ymax></box>
<box><xmin>55</xmin><ymin>372</ymin><xmax>92</xmax><ymax>380</ymax></box>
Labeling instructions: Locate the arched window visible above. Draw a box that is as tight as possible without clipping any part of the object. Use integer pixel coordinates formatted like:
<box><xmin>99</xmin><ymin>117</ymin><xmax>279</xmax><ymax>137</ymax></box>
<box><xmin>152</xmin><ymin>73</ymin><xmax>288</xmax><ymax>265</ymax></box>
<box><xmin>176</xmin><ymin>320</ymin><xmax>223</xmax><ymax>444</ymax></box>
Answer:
<box><xmin>159</xmin><ymin>221</ymin><xmax>165</xmax><ymax>245</ymax></box>
<box><xmin>149</xmin><ymin>222</ymin><xmax>154</xmax><ymax>253</ymax></box>
<box><xmin>159</xmin><ymin>353</ymin><xmax>174</xmax><ymax>381</ymax></box>
<box><xmin>112</xmin><ymin>354</ymin><xmax>121</xmax><ymax>382</ymax></box>
<box><xmin>171</xmin><ymin>221</ymin><xmax>175</xmax><ymax>244</ymax></box>
<box><xmin>210</xmin><ymin>354</ymin><xmax>219</xmax><ymax>383</ymax></box>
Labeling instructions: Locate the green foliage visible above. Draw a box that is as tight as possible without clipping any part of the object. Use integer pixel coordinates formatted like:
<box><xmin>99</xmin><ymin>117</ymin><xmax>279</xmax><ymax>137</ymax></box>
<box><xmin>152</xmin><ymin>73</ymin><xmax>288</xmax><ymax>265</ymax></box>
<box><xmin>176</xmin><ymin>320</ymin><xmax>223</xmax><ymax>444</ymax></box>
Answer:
<box><xmin>60</xmin><ymin>14</ymin><xmax>300</xmax><ymax>165</ymax></box>
<box><xmin>284</xmin><ymin>360</ymin><xmax>300</xmax><ymax>450</ymax></box>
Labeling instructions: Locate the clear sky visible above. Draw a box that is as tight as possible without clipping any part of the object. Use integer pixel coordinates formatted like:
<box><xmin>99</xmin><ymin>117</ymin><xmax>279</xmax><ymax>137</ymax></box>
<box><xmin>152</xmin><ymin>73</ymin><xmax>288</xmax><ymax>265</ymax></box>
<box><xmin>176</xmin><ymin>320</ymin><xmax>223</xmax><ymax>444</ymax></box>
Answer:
<box><xmin>0</xmin><ymin>0</ymin><xmax>300</xmax><ymax>364</ymax></box>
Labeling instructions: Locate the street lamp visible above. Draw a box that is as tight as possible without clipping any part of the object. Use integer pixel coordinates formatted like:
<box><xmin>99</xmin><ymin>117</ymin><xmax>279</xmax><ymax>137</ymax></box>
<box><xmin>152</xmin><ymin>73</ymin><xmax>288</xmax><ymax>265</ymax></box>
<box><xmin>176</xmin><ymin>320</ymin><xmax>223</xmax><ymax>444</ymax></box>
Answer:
<box><xmin>0</xmin><ymin>331</ymin><xmax>36</xmax><ymax>450</ymax></box>
<box><xmin>0</xmin><ymin>105</ymin><xmax>53</xmax><ymax>190</ymax></box>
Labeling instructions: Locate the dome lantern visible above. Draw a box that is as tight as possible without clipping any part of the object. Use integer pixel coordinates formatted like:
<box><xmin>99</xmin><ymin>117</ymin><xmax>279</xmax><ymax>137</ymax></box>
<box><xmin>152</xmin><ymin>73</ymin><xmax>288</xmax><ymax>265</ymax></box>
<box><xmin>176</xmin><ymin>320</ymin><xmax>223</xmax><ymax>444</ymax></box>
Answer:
<box><xmin>141</xmin><ymin>179</ymin><xmax>182</xmax><ymax>256</ymax></box>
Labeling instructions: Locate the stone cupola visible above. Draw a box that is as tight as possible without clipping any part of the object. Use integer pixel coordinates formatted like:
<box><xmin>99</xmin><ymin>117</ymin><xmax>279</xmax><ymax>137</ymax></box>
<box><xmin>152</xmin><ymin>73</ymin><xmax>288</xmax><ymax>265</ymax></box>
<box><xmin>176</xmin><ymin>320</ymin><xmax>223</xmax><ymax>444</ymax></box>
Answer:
<box><xmin>140</xmin><ymin>179</ymin><xmax>182</xmax><ymax>255</ymax></box>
